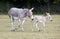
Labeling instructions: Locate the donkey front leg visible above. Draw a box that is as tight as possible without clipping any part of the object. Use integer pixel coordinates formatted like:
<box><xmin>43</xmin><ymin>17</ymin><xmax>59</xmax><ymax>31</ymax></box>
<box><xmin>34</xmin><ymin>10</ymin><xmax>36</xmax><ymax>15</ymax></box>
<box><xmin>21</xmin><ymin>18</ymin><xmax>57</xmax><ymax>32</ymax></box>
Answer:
<box><xmin>21</xmin><ymin>19</ymin><xmax>25</xmax><ymax>32</ymax></box>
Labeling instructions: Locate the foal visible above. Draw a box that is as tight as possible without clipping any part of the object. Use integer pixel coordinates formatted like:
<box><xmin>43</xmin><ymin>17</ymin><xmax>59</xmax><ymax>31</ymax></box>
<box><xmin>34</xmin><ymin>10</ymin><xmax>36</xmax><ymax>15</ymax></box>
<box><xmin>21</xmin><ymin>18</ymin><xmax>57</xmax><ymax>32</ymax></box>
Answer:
<box><xmin>32</xmin><ymin>12</ymin><xmax>53</xmax><ymax>31</ymax></box>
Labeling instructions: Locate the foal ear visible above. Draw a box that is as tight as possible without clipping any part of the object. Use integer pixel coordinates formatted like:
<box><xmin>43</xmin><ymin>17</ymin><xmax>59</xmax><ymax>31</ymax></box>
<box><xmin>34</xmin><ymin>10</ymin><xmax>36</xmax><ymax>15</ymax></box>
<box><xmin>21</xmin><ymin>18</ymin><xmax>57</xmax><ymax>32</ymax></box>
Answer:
<box><xmin>30</xmin><ymin>8</ymin><xmax>34</xmax><ymax>11</ymax></box>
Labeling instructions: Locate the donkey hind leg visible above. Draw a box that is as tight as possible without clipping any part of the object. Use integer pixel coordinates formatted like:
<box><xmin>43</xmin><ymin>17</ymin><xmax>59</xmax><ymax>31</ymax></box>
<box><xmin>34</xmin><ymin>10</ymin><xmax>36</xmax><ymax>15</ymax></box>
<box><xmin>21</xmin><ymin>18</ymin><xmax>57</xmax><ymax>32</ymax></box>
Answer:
<box><xmin>21</xmin><ymin>19</ymin><xmax>25</xmax><ymax>32</ymax></box>
<box><xmin>36</xmin><ymin>22</ymin><xmax>40</xmax><ymax>31</ymax></box>
<box><xmin>14</xmin><ymin>19</ymin><xmax>21</xmax><ymax>31</ymax></box>
<box><xmin>10</xmin><ymin>16</ymin><xmax>15</xmax><ymax>31</ymax></box>
<box><xmin>17</xmin><ymin>19</ymin><xmax>20</xmax><ymax>29</ymax></box>
<box><xmin>42</xmin><ymin>22</ymin><xmax>45</xmax><ymax>31</ymax></box>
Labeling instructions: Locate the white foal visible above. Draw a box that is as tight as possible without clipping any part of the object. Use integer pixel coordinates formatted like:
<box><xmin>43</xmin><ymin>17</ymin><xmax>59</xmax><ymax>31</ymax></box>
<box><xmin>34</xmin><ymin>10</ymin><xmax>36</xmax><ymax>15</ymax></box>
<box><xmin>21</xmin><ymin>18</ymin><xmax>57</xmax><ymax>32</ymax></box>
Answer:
<box><xmin>32</xmin><ymin>12</ymin><xmax>53</xmax><ymax>31</ymax></box>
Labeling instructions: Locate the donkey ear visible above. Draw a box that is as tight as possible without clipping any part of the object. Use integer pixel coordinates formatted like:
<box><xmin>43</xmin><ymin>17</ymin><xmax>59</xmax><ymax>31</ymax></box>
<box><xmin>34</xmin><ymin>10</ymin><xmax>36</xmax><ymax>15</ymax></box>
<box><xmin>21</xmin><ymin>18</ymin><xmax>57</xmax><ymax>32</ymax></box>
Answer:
<box><xmin>30</xmin><ymin>8</ymin><xmax>34</xmax><ymax>11</ymax></box>
<box><xmin>44</xmin><ymin>13</ymin><xmax>47</xmax><ymax>16</ymax></box>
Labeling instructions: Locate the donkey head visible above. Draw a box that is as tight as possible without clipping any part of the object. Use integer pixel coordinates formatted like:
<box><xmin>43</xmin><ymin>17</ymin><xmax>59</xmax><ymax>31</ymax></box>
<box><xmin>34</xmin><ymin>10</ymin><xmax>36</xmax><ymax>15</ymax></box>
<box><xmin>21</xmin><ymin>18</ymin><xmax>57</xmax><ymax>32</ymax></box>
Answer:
<box><xmin>27</xmin><ymin>8</ymin><xmax>34</xmax><ymax>20</ymax></box>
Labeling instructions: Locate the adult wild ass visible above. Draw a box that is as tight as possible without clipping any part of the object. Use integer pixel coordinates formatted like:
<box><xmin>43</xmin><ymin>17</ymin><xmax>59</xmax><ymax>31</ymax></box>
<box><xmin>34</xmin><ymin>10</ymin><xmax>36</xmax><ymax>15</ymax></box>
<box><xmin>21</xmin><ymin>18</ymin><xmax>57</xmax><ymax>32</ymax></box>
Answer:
<box><xmin>32</xmin><ymin>12</ymin><xmax>53</xmax><ymax>31</ymax></box>
<box><xmin>8</xmin><ymin>7</ymin><xmax>34</xmax><ymax>31</ymax></box>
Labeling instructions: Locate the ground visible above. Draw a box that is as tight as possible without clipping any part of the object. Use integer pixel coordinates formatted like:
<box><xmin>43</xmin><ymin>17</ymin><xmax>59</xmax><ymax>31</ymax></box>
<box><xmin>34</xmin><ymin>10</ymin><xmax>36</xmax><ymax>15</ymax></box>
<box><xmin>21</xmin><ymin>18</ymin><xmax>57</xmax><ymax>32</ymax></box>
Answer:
<box><xmin>0</xmin><ymin>15</ymin><xmax>60</xmax><ymax>39</ymax></box>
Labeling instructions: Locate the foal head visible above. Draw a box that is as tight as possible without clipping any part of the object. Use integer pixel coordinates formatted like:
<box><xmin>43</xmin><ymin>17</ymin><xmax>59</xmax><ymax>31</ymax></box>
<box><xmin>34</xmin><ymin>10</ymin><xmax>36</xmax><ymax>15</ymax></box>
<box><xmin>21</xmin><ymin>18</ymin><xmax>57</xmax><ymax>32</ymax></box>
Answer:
<box><xmin>45</xmin><ymin>12</ymin><xmax>53</xmax><ymax>21</ymax></box>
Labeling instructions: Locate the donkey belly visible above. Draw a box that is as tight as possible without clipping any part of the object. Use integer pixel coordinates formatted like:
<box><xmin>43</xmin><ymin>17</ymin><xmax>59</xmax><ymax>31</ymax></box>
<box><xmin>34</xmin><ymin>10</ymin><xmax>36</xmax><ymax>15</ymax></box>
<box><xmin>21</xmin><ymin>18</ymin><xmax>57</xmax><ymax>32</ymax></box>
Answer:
<box><xmin>13</xmin><ymin>17</ymin><xmax>18</xmax><ymax>19</ymax></box>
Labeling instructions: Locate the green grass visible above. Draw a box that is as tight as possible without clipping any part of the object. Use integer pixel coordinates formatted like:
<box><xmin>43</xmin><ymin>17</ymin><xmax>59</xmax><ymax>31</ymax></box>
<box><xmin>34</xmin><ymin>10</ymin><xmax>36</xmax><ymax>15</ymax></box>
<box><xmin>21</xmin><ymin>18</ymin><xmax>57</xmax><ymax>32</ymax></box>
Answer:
<box><xmin>0</xmin><ymin>15</ymin><xmax>60</xmax><ymax>39</ymax></box>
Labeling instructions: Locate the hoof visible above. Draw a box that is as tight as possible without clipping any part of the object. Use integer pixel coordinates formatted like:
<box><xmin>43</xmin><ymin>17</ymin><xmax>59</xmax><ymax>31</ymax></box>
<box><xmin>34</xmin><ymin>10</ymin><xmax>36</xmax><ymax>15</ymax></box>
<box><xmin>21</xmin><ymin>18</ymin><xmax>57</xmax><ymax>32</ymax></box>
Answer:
<box><xmin>22</xmin><ymin>29</ymin><xmax>24</xmax><ymax>32</ymax></box>
<box><xmin>11</xmin><ymin>29</ymin><xmax>15</xmax><ymax>32</ymax></box>
<box><xmin>15</xmin><ymin>28</ymin><xmax>18</xmax><ymax>30</ymax></box>
<box><xmin>38</xmin><ymin>30</ymin><xmax>40</xmax><ymax>31</ymax></box>
<box><xmin>22</xmin><ymin>30</ymin><xmax>24</xmax><ymax>32</ymax></box>
<box><xmin>18</xmin><ymin>26</ymin><xmax>20</xmax><ymax>28</ymax></box>
<box><xmin>32</xmin><ymin>30</ymin><xmax>34</xmax><ymax>32</ymax></box>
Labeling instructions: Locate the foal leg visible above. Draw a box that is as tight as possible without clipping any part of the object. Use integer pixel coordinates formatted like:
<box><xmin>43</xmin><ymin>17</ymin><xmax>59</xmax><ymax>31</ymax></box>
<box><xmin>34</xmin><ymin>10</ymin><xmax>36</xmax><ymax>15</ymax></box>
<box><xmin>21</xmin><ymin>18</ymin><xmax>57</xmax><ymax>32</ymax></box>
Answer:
<box><xmin>32</xmin><ymin>21</ymin><xmax>36</xmax><ymax>32</ymax></box>
<box><xmin>36</xmin><ymin>22</ymin><xmax>40</xmax><ymax>31</ymax></box>
<box><xmin>21</xmin><ymin>19</ymin><xmax>25</xmax><ymax>32</ymax></box>
<box><xmin>32</xmin><ymin>21</ymin><xmax>40</xmax><ymax>31</ymax></box>
<box><xmin>42</xmin><ymin>22</ymin><xmax>45</xmax><ymax>31</ymax></box>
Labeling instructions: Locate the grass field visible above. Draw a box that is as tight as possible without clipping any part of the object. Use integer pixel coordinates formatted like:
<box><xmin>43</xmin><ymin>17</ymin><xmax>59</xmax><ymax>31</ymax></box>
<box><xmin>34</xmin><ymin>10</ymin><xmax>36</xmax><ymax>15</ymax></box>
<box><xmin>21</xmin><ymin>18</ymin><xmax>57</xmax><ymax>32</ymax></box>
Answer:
<box><xmin>0</xmin><ymin>15</ymin><xmax>60</xmax><ymax>39</ymax></box>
